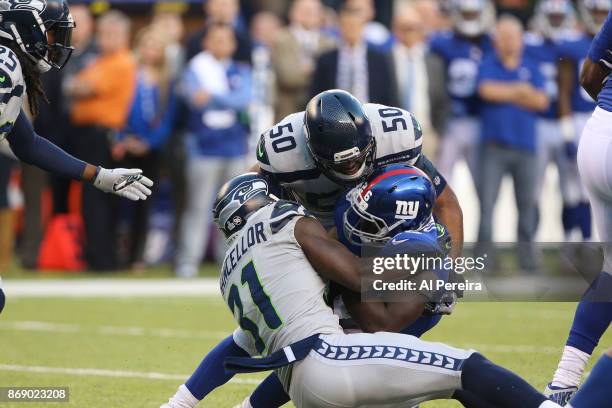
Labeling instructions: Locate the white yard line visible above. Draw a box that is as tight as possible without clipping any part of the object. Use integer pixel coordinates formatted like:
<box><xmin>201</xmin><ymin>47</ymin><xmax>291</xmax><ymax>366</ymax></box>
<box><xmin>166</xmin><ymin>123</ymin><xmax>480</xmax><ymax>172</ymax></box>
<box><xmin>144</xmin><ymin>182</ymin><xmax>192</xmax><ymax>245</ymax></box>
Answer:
<box><xmin>2</xmin><ymin>278</ymin><xmax>220</xmax><ymax>297</ymax></box>
<box><xmin>0</xmin><ymin>320</ymin><xmax>562</xmax><ymax>354</ymax></box>
<box><xmin>0</xmin><ymin>320</ymin><xmax>229</xmax><ymax>340</ymax></box>
<box><xmin>0</xmin><ymin>364</ymin><xmax>262</xmax><ymax>385</ymax></box>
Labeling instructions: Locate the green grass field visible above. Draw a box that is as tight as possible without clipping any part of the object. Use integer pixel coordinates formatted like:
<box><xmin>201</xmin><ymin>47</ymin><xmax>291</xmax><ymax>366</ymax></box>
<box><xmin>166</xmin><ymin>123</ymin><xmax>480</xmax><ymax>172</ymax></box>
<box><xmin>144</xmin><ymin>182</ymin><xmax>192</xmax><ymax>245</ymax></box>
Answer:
<box><xmin>1</xmin><ymin>268</ymin><xmax>612</xmax><ymax>407</ymax></box>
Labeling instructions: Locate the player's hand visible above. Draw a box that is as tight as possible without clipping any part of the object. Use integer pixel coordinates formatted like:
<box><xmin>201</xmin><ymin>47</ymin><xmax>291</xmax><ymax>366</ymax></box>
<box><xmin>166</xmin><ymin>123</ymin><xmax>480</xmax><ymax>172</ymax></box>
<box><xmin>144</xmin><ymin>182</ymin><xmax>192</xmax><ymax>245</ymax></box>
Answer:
<box><xmin>93</xmin><ymin>167</ymin><xmax>153</xmax><ymax>201</ymax></box>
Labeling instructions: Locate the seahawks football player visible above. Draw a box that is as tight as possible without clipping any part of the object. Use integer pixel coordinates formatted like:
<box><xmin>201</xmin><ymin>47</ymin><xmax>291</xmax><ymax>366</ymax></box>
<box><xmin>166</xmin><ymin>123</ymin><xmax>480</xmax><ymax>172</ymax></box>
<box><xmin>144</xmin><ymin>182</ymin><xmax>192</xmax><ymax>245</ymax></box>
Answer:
<box><xmin>254</xmin><ymin>89</ymin><xmax>463</xmax><ymax>259</ymax></box>
<box><xmin>0</xmin><ymin>0</ymin><xmax>153</xmax><ymax>314</ymax></box>
<box><xmin>162</xmin><ymin>172</ymin><xmax>563</xmax><ymax>408</ymax></box>
<box><xmin>162</xmin><ymin>166</ymin><xmax>458</xmax><ymax>408</ymax></box>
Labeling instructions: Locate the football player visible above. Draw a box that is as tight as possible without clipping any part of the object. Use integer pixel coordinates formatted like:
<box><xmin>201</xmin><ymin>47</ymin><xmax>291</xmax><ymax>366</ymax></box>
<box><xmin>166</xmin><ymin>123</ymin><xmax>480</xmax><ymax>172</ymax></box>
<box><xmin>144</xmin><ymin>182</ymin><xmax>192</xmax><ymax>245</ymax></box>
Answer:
<box><xmin>0</xmin><ymin>0</ymin><xmax>153</xmax><ymax>314</ymax></box>
<box><xmin>430</xmin><ymin>0</ymin><xmax>495</xmax><ymax>187</ymax></box>
<box><xmin>166</xmin><ymin>173</ymin><xmax>563</xmax><ymax>408</ymax></box>
<box><xmin>162</xmin><ymin>165</ymin><xmax>455</xmax><ymax>408</ymax></box>
<box><xmin>254</xmin><ymin>89</ymin><xmax>464</xmax><ymax>259</ymax></box>
<box><xmin>526</xmin><ymin>0</ymin><xmax>587</xmax><ymax>241</ymax></box>
<box><xmin>545</xmin><ymin>4</ymin><xmax>612</xmax><ymax>404</ymax></box>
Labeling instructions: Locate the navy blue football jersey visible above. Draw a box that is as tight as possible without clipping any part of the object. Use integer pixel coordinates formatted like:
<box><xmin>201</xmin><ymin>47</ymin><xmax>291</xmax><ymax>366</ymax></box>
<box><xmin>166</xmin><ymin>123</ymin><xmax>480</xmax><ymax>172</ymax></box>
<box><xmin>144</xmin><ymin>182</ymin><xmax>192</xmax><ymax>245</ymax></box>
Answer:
<box><xmin>559</xmin><ymin>33</ymin><xmax>598</xmax><ymax>113</ymax></box>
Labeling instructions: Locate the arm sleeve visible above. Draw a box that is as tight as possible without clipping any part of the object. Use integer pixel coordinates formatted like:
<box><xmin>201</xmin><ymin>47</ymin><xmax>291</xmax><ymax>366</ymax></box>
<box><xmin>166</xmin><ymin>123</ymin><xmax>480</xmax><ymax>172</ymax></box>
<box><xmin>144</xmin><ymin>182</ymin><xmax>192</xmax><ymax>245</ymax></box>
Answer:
<box><xmin>6</xmin><ymin>110</ymin><xmax>86</xmax><ymax>180</ymax></box>
<box><xmin>588</xmin><ymin>12</ymin><xmax>612</xmax><ymax>69</ymax></box>
<box><xmin>414</xmin><ymin>154</ymin><xmax>447</xmax><ymax>196</ymax></box>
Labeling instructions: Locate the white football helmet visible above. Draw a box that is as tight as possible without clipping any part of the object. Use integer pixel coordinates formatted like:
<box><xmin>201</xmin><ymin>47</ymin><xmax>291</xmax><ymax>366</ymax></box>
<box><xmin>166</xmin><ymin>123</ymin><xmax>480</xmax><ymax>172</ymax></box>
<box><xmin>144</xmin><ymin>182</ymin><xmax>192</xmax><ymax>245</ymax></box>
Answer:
<box><xmin>578</xmin><ymin>0</ymin><xmax>611</xmax><ymax>35</ymax></box>
<box><xmin>451</xmin><ymin>0</ymin><xmax>496</xmax><ymax>38</ymax></box>
<box><xmin>532</xmin><ymin>0</ymin><xmax>577</xmax><ymax>39</ymax></box>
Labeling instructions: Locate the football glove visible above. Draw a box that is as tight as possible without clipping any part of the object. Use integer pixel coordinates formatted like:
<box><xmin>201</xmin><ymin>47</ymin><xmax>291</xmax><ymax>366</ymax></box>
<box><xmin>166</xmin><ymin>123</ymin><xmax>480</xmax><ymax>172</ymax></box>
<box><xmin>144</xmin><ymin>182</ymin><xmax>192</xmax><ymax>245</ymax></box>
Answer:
<box><xmin>424</xmin><ymin>291</ymin><xmax>457</xmax><ymax>316</ymax></box>
<box><xmin>93</xmin><ymin>167</ymin><xmax>153</xmax><ymax>201</ymax></box>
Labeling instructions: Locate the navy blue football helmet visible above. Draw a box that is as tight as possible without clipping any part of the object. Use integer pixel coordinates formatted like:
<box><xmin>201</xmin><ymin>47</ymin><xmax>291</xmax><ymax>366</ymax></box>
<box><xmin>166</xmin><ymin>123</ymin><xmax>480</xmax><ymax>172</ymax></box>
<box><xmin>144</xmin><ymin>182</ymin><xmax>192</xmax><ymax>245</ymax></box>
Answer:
<box><xmin>213</xmin><ymin>173</ymin><xmax>276</xmax><ymax>240</ymax></box>
<box><xmin>343</xmin><ymin>164</ymin><xmax>437</xmax><ymax>246</ymax></box>
<box><xmin>304</xmin><ymin>89</ymin><xmax>376</xmax><ymax>186</ymax></box>
<box><xmin>0</xmin><ymin>0</ymin><xmax>74</xmax><ymax>72</ymax></box>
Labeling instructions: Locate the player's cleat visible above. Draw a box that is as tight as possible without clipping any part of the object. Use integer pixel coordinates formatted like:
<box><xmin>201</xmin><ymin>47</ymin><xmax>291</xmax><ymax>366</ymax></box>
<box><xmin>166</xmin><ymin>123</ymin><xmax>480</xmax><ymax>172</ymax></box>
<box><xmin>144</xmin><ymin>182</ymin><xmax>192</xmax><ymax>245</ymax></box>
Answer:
<box><xmin>544</xmin><ymin>383</ymin><xmax>578</xmax><ymax>406</ymax></box>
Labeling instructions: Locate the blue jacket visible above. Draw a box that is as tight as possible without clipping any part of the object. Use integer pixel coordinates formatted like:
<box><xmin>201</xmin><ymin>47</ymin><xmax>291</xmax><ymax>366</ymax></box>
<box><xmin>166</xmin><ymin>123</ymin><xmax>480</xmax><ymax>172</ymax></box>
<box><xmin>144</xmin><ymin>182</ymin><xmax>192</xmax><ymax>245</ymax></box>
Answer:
<box><xmin>182</xmin><ymin>60</ymin><xmax>252</xmax><ymax>158</ymax></box>
<box><xmin>121</xmin><ymin>72</ymin><xmax>177</xmax><ymax>150</ymax></box>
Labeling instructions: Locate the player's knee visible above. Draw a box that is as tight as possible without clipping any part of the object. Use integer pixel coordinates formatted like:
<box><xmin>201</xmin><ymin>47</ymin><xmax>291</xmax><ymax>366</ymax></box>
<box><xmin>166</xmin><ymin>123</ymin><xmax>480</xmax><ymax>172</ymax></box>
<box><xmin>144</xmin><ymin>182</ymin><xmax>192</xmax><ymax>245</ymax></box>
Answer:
<box><xmin>0</xmin><ymin>287</ymin><xmax>5</xmax><ymax>314</ymax></box>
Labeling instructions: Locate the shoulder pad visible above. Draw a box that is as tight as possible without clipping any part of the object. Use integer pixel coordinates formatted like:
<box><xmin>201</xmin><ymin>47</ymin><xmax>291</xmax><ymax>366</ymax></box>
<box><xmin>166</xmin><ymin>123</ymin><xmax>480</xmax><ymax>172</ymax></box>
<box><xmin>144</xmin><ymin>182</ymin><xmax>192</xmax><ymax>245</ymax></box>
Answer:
<box><xmin>269</xmin><ymin>200</ymin><xmax>311</xmax><ymax>234</ymax></box>
<box><xmin>366</xmin><ymin>104</ymin><xmax>422</xmax><ymax>166</ymax></box>
<box><xmin>257</xmin><ymin>112</ymin><xmax>320</xmax><ymax>182</ymax></box>
<box><xmin>0</xmin><ymin>46</ymin><xmax>21</xmax><ymax>82</ymax></box>
<box><xmin>0</xmin><ymin>65</ymin><xmax>23</xmax><ymax>106</ymax></box>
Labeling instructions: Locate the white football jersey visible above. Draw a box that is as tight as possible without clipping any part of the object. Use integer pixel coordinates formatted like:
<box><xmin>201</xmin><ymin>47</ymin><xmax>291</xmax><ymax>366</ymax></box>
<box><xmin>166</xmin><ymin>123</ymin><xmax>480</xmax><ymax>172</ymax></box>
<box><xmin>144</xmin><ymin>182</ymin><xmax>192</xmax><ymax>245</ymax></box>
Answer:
<box><xmin>220</xmin><ymin>200</ymin><xmax>343</xmax><ymax>357</ymax></box>
<box><xmin>0</xmin><ymin>45</ymin><xmax>24</xmax><ymax>141</ymax></box>
<box><xmin>256</xmin><ymin>104</ymin><xmax>423</xmax><ymax>226</ymax></box>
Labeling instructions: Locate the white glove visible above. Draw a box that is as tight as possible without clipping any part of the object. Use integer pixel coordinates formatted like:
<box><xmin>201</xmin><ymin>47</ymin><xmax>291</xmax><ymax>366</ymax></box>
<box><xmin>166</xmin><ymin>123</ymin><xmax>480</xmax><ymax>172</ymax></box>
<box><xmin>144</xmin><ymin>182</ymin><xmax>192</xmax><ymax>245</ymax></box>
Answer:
<box><xmin>93</xmin><ymin>167</ymin><xmax>154</xmax><ymax>201</ymax></box>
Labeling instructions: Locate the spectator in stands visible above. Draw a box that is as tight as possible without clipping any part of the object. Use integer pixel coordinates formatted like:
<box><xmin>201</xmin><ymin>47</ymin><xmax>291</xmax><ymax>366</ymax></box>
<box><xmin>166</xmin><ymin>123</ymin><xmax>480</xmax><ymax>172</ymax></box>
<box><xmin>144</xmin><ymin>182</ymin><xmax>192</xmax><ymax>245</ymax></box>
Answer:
<box><xmin>66</xmin><ymin>10</ymin><xmax>137</xmax><ymax>270</ymax></box>
<box><xmin>55</xmin><ymin>4</ymin><xmax>97</xmax><ymax>212</ymax></box>
<box><xmin>151</xmin><ymin>3</ymin><xmax>186</xmax><ymax>79</ymax></box>
<box><xmin>175</xmin><ymin>22</ymin><xmax>252</xmax><ymax>278</ymax></box>
<box><xmin>185</xmin><ymin>0</ymin><xmax>252</xmax><ymax>64</ymax></box>
<box><xmin>413</xmin><ymin>0</ymin><xmax>451</xmax><ymax>35</ymax></box>
<box><xmin>311</xmin><ymin>4</ymin><xmax>398</xmax><ymax>106</ymax></box>
<box><xmin>346</xmin><ymin>0</ymin><xmax>392</xmax><ymax>49</ymax></box>
<box><xmin>249</xmin><ymin>11</ymin><xmax>281</xmax><ymax>150</ymax></box>
<box><xmin>272</xmin><ymin>0</ymin><xmax>335</xmax><ymax>120</ymax></box>
<box><xmin>113</xmin><ymin>27</ymin><xmax>177</xmax><ymax>270</ymax></box>
<box><xmin>477</xmin><ymin>15</ymin><xmax>549</xmax><ymax>264</ymax></box>
<box><xmin>392</xmin><ymin>5</ymin><xmax>449</xmax><ymax>159</ymax></box>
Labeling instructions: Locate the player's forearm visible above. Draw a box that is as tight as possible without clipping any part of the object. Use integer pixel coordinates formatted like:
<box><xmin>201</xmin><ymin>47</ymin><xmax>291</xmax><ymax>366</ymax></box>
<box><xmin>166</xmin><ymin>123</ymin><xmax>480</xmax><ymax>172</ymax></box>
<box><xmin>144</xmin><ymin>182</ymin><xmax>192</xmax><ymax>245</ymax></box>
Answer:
<box><xmin>558</xmin><ymin>59</ymin><xmax>575</xmax><ymax>119</ymax></box>
<box><xmin>6</xmin><ymin>111</ymin><xmax>87</xmax><ymax>180</ymax></box>
<box><xmin>580</xmin><ymin>58</ymin><xmax>608</xmax><ymax>101</ymax></box>
<box><xmin>433</xmin><ymin>186</ymin><xmax>463</xmax><ymax>258</ymax></box>
<box><xmin>342</xmin><ymin>290</ymin><xmax>425</xmax><ymax>333</ymax></box>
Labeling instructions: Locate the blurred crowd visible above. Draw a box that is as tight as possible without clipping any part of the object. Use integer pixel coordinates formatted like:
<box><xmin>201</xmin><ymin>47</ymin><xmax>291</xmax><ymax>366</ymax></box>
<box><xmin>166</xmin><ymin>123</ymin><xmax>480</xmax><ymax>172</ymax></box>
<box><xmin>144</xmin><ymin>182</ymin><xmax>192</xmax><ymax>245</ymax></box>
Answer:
<box><xmin>0</xmin><ymin>0</ymin><xmax>603</xmax><ymax>275</ymax></box>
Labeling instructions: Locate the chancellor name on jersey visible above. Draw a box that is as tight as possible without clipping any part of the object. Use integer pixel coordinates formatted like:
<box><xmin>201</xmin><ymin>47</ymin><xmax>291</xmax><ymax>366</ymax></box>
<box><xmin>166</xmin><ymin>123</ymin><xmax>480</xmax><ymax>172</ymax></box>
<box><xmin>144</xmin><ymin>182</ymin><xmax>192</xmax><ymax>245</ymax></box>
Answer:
<box><xmin>256</xmin><ymin>104</ymin><xmax>425</xmax><ymax>225</ymax></box>
<box><xmin>220</xmin><ymin>200</ymin><xmax>342</xmax><ymax>360</ymax></box>
<box><xmin>0</xmin><ymin>45</ymin><xmax>25</xmax><ymax>141</ymax></box>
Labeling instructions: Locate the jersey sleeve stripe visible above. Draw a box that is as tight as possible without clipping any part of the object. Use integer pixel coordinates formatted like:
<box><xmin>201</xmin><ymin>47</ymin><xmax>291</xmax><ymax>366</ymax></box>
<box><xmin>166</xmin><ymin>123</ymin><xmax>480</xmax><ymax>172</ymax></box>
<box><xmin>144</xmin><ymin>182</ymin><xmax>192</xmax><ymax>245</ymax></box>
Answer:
<box><xmin>0</xmin><ymin>85</ymin><xmax>23</xmax><ymax>104</ymax></box>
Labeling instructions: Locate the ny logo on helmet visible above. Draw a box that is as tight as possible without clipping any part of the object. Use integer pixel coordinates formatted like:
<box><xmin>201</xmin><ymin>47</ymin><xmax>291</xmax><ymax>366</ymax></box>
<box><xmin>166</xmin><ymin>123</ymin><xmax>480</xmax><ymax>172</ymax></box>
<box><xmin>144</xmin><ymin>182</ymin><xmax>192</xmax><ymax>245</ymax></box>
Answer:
<box><xmin>395</xmin><ymin>200</ymin><xmax>419</xmax><ymax>220</ymax></box>
<box><xmin>11</xmin><ymin>0</ymin><xmax>47</xmax><ymax>12</ymax></box>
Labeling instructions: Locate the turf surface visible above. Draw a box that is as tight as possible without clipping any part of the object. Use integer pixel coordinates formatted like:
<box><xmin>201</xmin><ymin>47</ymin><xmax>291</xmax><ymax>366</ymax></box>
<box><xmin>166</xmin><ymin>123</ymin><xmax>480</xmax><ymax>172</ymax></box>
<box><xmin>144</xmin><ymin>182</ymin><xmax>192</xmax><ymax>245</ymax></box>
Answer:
<box><xmin>2</xmin><ymin>268</ymin><xmax>612</xmax><ymax>407</ymax></box>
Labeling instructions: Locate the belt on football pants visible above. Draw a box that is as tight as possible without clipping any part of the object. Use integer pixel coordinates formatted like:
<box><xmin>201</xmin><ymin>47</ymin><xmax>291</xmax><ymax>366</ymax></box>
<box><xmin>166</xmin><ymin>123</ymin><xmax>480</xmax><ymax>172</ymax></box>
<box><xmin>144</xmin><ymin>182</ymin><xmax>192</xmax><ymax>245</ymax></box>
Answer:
<box><xmin>224</xmin><ymin>334</ymin><xmax>321</xmax><ymax>374</ymax></box>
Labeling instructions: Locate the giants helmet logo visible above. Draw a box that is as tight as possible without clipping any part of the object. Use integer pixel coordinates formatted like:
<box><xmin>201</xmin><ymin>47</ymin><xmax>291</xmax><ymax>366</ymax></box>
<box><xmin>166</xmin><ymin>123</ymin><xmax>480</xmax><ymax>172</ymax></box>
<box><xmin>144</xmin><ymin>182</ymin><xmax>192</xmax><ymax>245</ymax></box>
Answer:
<box><xmin>395</xmin><ymin>200</ymin><xmax>420</xmax><ymax>220</ymax></box>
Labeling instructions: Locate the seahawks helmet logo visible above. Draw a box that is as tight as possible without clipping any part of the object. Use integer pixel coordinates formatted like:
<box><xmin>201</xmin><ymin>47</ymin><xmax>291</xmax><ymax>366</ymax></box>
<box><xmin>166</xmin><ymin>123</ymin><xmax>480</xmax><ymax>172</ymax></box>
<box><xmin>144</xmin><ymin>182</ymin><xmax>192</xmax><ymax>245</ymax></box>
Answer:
<box><xmin>232</xmin><ymin>180</ymin><xmax>268</xmax><ymax>204</ymax></box>
<box><xmin>10</xmin><ymin>0</ymin><xmax>47</xmax><ymax>13</ymax></box>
